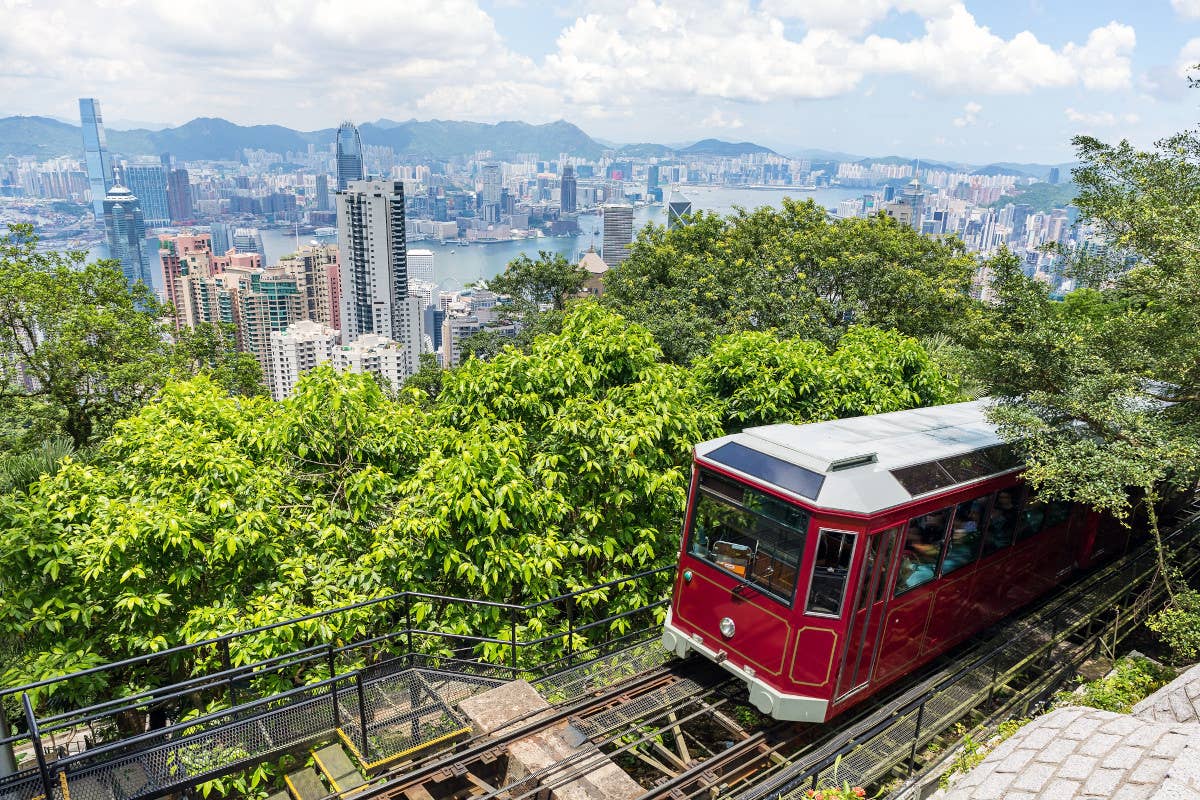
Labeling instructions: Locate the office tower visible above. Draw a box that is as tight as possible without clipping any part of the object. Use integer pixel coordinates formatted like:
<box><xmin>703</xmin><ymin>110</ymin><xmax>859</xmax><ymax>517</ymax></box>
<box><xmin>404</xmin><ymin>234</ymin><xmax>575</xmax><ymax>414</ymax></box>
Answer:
<box><xmin>898</xmin><ymin>178</ymin><xmax>925</xmax><ymax>232</ymax></box>
<box><xmin>315</xmin><ymin>173</ymin><xmax>330</xmax><ymax>211</ymax></box>
<box><xmin>1010</xmin><ymin>203</ymin><xmax>1032</xmax><ymax>244</ymax></box>
<box><xmin>336</xmin><ymin>179</ymin><xmax>420</xmax><ymax>377</ymax></box>
<box><xmin>233</xmin><ymin>227</ymin><xmax>265</xmax><ymax>256</ymax></box>
<box><xmin>79</xmin><ymin>98</ymin><xmax>115</xmax><ymax>218</ymax></box>
<box><xmin>1047</xmin><ymin>167</ymin><xmax>1060</xmax><ymax>185</ymax></box>
<box><xmin>160</xmin><ymin>153</ymin><xmax>172</xmax><ymax>169</ymax></box>
<box><xmin>408</xmin><ymin>248</ymin><xmax>435</xmax><ymax>283</ymax></box>
<box><xmin>278</xmin><ymin>244</ymin><xmax>340</xmax><ymax>329</ymax></box>
<box><xmin>667</xmin><ymin>192</ymin><xmax>693</xmax><ymax>230</ymax></box>
<box><xmin>103</xmin><ymin>183</ymin><xmax>154</xmax><ymax>288</ymax></box>
<box><xmin>560</xmin><ymin>165</ymin><xmax>577</xmax><ymax>213</ymax></box>
<box><xmin>269</xmin><ymin>320</ymin><xmax>338</xmax><ymax>400</ymax></box>
<box><xmin>167</xmin><ymin>168</ymin><xmax>192</xmax><ymax>222</ymax></box>
<box><xmin>209</xmin><ymin>222</ymin><xmax>233</xmax><ymax>256</ymax></box>
<box><xmin>601</xmin><ymin>204</ymin><xmax>634</xmax><ymax>266</ymax></box>
<box><xmin>335</xmin><ymin>122</ymin><xmax>364</xmax><ymax>191</ymax></box>
<box><xmin>647</xmin><ymin>165</ymin><xmax>660</xmax><ymax>191</ymax></box>
<box><xmin>480</xmin><ymin>162</ymin><xmax>502</xmax><ymax>223</ymax></box>
<box><xmin>121</xmin><ymin>165</ymin><xmax>170</xmax><ymax>228</ymax></box>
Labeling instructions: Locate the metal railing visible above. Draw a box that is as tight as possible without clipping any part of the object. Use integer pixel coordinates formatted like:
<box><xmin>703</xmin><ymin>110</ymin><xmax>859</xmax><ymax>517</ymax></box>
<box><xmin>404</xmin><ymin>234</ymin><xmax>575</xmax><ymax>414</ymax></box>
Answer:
<box><xmin>0</xmin><ymin>566</ymin><xmax>673</xmax><ymax>800</ymax></box>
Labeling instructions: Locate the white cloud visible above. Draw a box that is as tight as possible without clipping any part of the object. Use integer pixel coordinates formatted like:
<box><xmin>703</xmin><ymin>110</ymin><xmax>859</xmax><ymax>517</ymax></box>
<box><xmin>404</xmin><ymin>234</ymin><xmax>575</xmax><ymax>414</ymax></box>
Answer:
<box><xmin>700</xmin><ymin>108</ymin><xmax>745</xmax><ymax>129</ymax></box>
<box><xmin>953</xmin><ymin>100</ymin><xmax>982</xmax><ymax>127</ymax></box>
<box><xmin>760</xmin><ymin>0</ymin><xmax>956</xmax><ymax>35</ymax></box>
<box><xmin>1171</xmin><ymin>0</ymin><xmax>1200</xmax><ymax>18</ymax></box>
<box><xmin>1064</xmin><ymin>108</ymin><xmax>1139</xmax><ymax>127</ymax></box>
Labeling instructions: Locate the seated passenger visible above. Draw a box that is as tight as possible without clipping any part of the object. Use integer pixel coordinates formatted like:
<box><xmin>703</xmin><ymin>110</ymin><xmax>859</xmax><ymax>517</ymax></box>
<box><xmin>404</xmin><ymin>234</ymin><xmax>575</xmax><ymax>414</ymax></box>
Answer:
<box><xmin>988</xmin><ymin>491</ymin><xmax>1016</xmax><ymax>548</ymax></box>
<box><xmin>942</xmin><ymin>524</ymin><xmax>979</xmax><ymax>572</ymax></box>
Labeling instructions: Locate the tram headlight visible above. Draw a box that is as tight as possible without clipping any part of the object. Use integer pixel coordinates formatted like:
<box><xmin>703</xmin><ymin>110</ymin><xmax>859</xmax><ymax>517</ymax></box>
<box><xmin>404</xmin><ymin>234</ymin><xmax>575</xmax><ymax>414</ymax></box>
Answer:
<box><xmin>719</xmin><ymin>617</ymin><xmax>736</xmax><ymax>638</ymax></box>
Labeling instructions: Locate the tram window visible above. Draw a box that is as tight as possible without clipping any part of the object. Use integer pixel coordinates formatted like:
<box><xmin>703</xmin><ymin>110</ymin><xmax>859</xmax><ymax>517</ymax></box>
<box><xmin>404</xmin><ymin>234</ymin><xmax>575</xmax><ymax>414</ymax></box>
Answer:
<box><xmin>806</xmin><ymin>529</ymin><xmax>857</xmax><ymax>617</ymax></box>
<box><xmin>1044</xmin><ymin>499</ymin><xmax>1072</xmax><ymax>529</ymax></box>
<box><xmin>896</xmin><ymin>507</ymin><xmax>951</xmax><ymax>594</ymax></box>
<box><xmin>942</xmin><ymin>496</ymin><xmax>989</xmax><ymax>575</ymax></box>
<box><xmin>687</xmin><ymin>472</ymin><xmax>810</xmax><ymax>604</ymax></box>
<box><xmin>1015</xmin><ymin>490</ymin><xmax>1046</xmax><ymax>542</ymax></box>
<box><xmin>983</xmin><ymin>489</ymin><xmax>1021</xmax><ymax>554</ymax></box>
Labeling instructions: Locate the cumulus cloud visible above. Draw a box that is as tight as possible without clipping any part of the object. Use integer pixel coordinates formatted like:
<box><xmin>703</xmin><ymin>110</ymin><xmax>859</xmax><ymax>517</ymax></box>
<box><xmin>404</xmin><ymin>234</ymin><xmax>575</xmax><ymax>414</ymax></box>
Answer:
<box><xmin>953</xmin><ymin>101</ymin><xmax>982</xmax><ymax>127</ymax></box>
<box><xmin>760</xmin><ymin>0</ymin><xmax>956</xmax><ymax>35</ymax></box>
<box><xmin>700</xmin><ymin>108</ymin><xmax>745</xmax><ymax>129</ymax></box>
<box><xmin>1171</xmin><ymin>0</ymin><xmax>1200</xmax><ymax>18</ymax></box>
<box><xmin>1064</xmin><ymin>108</ymin><xmax>1139</xmax><ymax>127</ymax></box>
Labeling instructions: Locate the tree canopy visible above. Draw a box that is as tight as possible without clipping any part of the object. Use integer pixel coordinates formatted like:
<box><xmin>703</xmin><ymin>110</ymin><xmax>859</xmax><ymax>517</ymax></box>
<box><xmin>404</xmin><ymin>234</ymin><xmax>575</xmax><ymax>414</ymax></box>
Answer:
<box><xmin>0</xmin><ymin>302</ymin><xmax>956</xmax><ymax>702</ymax></box>
<box><xmin>601</xmin><ymin>198</ymin><xmax>978</xmax><ymax>363</ymax></box>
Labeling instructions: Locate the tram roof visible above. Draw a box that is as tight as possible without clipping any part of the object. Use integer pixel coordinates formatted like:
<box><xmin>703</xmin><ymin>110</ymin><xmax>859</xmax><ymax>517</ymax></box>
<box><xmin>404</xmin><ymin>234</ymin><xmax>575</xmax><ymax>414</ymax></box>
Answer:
<box><xmin>694</xmin><ymin>400</ymin><xmax>1022</xmax><ymax>516</ymax></box>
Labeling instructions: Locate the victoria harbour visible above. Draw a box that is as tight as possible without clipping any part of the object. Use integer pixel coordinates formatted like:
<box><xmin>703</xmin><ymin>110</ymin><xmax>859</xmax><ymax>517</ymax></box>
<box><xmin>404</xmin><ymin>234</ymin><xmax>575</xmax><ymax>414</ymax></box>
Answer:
<box><xmin>260</xmin><ymin>186</ymin><xmax>865</xmax><ymax>290</ymax></box>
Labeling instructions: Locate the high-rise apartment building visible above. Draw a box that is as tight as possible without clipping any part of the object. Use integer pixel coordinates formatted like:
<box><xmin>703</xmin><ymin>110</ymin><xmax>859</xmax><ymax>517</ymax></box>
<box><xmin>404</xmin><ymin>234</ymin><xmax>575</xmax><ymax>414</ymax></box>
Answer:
<box><xmin>103</xmin><ymin>184</ymin><xmax>154</xmax><ymax>288</ymax></box>
<box><xmin>278</xmin><ymin>244</ymin><xmax>341</xmax><ymax>330</ymax></box>
<box><xmin>336</xmin><ymin>179</ymin><xmax>420</xmax><ymax>377</ymax></box>
<box><xmin>167</xmin><ymin>168</ymin><xmax>192</xmax><ymax>221</ymax></box>
<box><xmin>601</xmin><ymin>203</ymin><xmax>634</xmax><ymax>266</ymax></box>
<box><xmin>269</xmin><ymin>320</ymin><xmax>338</xmax><ymax>400</ymax></box>
<box><xmin>335</xmin><ymin>122</ymin><xmax>364</xmax><ymax>191</ymax></box>
<box><xmin>333</xmin><ymin>334</ymin><xmax>404</xmax><ymax>390</ymax></box>
<box><xmin>560</xmin><ymin>165</ymin><xmax>577</xmax><ymax>213</ymax></box>
<box><xmin>123</xmin><ymin>164</ymin><xmax>170</xmax><ymax>228</ymax></box>
<box><xmin>79</xmin><ymin>98</ymin><xmax>114</xmax><ymax>218</ymax></box>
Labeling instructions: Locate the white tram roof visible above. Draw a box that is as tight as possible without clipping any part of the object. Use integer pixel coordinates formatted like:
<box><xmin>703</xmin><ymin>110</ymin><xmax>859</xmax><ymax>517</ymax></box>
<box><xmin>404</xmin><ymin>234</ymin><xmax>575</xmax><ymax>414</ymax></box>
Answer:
<box><xmin>694</xmin><ymin>400</ymin><xmax>1021</xmax><ymax>516</ymax></box>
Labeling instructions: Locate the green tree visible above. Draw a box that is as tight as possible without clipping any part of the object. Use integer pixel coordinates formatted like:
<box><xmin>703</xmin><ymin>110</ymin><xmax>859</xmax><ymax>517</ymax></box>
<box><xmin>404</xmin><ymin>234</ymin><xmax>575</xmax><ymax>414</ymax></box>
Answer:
<box><xmin>174</xmin><ymin>322</ymin><xmax>266</xmax><ymax>398</ymax></box>
<box><xmin>602</xmin><ymin>199</ymin><xmax>977</xmax><ymax>363</ymax></box>
<box><xmin>0</xmin><ymin>224</ymin><xmax>176</xmax><ymax>450</ymax></box>
<box><xmin>487</xmin><ymin>250</ymin><xmax>586</xmax><ymax>312</ymax></box>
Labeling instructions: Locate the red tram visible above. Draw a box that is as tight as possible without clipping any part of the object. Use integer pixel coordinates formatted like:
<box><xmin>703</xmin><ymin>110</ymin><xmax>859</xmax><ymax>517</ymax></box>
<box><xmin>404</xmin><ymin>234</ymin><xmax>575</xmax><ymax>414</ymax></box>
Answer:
<box><xmin>661</xmin><ymin>400</ymin><xmax>1130</xmax><ymax>722</ymax></box>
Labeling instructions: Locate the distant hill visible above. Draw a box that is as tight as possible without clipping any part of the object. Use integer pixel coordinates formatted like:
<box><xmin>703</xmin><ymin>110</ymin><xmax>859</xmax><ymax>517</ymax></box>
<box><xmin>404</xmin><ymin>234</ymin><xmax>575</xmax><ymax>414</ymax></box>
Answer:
<box><xmin>618</xmin><ymin>143</ymin><xmax>677</xmax><ymax>158</ymax></box>
<box><xmin>681</xmin><ymin>139</ymin><xmax>776</xmax><ymax>156</ymax></box>
<box><xmin>987</xmin><ymin>182</ymin><xmax>1079</xmax><ymax>212</ymax></box>
<box><xmin>0</xmin><ymin>116</ymin><xmax>607</xmax><ymax>161</ymax></box>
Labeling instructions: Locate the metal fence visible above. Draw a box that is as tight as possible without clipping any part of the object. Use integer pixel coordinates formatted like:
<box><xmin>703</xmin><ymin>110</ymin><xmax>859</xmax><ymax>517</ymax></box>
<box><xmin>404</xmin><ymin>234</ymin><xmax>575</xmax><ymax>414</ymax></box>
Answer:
<box><xmin>0</xmin><ymin>566</ymin><xmax>673</xmax><ymax>800</ymax></box>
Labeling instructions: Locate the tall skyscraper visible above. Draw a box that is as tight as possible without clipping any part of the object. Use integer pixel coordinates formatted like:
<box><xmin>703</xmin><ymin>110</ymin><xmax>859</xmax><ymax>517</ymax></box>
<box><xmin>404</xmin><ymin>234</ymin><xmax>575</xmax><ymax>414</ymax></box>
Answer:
<box><xmin>167</xmin><ymin>168</ymin><xmax>192</xmax><ymax>221</ymax></box>
<box><xmin>601</xmin><ymin>204</ymin><xmax>634</xmax><ymax>266</ymax></box>
<box><xmin>560</xmin><ymin>165</ymin><xmax>577</xmax><ymax>213</ymax></box>
<box><xmin>336</xmin><ymin>179</ymin><xmax>421</xmax><ymax>377</ymax></box>
<box><xmin>899</xmin><ymin>178</ymin><xmax>925</xmax><ymax>232</ymax></box>
<box><xmin>335</xmin><ymin>122</ymin><xmax>364</xmax><ymax>191</ymax></box>
<box><xmin>233</xmin><ymin>227</ymin><xmax>265</xmax><ymax>256</ymax></box>
<box><xmin>209</xmin><ymin>222</ymin><xmax>233</xmax><ymax>256</ymax></box>
<box><xmin>122</xmin><ymin>165</ymin><xmax>170</xmax><ymax>228</ymax></box>
<box><xmin>103</xmin><ymin>183</ymin><xmax>154</xmax><ymax>288</ymax></box>
<box><xmin>79</xmin><ymin>98</ymin><xmax>114</xmax><ymax>218</ymax></box>
<box><xmin>315</xmin><ymin>173</ymin><xmax>330</xmax><ymax>211</ymax></box>
<box><xmin>647</xmin><ymin>165</ymin><xmax>660</xmax><ymax>192</ymax></box>
<box><xmin>667</xmin><ymin>192</ymin><xmax>693</xmax><ymax>230</ymax></box>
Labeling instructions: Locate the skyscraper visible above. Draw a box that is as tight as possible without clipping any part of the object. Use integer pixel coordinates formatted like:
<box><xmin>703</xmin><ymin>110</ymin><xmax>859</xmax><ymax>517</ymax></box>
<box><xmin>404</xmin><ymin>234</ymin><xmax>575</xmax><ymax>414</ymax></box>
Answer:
<box><xmin>314</xmin><ymin>173</ymin><xmax>330</xmax><ymax>211</ymax></box>
<box><xmin>233</xmin><ymin>227</ymin><xmax>265</xmax><ymax>256</ymax></box>
<box><xmin>79</xmin><ymin>98</ymin><xmax>114</xmax><ymax>218</ymax></box>
<box><xmin>667</xmin><ymin>192</ymin><xmax>693</xmax><ymax>230</ymax></box>
<box><xmin>167</xmin><ymin>168</ymin><xmax>192</xmax><ymax>222</ymax></box>
<box><xmin>480</xmin><ymin>162</ymin><xmax>502</xmax><ymax>223</ymax></box>
<box><xmin>560</xmin><ymin>165</ymin><xmax>577</xmax><ymax>213</ymax></box>
<box><xmin>335</xmin><ymin>122</ymin><xmax>364</xmax><ymax>191</ymax></box>
<box><xmin>647</xmin><ymin>165</ymin><xmax>660</xmax><ymax>192</ymax></box>
<box><xmin>336</xmin><ymin>179</ymin><xmax>421</xmax><ymax>377</ymax></box>
<box><xmin>103</xmin><ymin>183</ymin><xmax>154</xmax><ymax>288</ymax></box>
<box><xmin>209</xmin><ymin>221</ymin><xmax>233</xmax><ymax>256</ymax></box>
<box><xmin>601</xmin><ymin>204</ymin><xmax>634</xmax><ymax>266</ymax></box>
<box><xmin>123</xmin><ymin>165</ymin><xmax>170</xmax><ymax>228</ymax></box>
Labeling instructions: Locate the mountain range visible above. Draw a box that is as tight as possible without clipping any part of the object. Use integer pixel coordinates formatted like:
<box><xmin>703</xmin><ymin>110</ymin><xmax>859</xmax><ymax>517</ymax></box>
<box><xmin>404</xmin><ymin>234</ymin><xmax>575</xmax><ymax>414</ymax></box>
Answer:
<box><xmin>0</xmin><ymin>114</ymin><xmax>1070</xmax><ymax>179</ymax></box>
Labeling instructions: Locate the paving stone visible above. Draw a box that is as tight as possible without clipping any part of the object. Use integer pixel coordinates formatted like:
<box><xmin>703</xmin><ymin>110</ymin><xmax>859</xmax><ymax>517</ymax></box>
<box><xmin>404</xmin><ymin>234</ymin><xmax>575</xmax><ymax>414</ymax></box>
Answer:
<box><xmin>1018</xmin><ymin>726</ymin><xmax>1057</xmax><ymax>749</ymax></box>
<box><xmin>1061</xmin><ymin>711</ymin><xmax>1106</xmax><ymax>740</ymax></box>
<box><xmin>1033</xmin><ymin>736</ymin><xmax>1078</xmax><ymax>763</ymax></box>
<box><xmin>1157</xmin><ymin>776</ymin><xmax>1200</xmax><ymax>800</ymax></box>
<box><xmin>994</xmin><ymin>748</ymin><xmax>1037</xmax><ymax>774</ymax></box>
<box><xmin>1129</xmin><ymin>756</ymin><xmax>1173</xmax><ymax>785</ymax></box>
<box><xmin>1078</xmin><ymin>731</ymin><xmax>1120</xmax><ymax>756</ymax></box>
<box><xmin>1103</xmin><ymin>744</ymin><xmax>1144</xmax><ymax>770</ymax></box>
<box><xmin>1042</xmin><ymin>778</ymin><xmax>1081</xmax><ymax>796</ymax></box>
<box><xmin>1010</xmin><ymin>762</ymin><xmax>1055</xmax><ymax>792</ymax></box>
<box><xmin>1155</xmin><ymin>732</ymin><xmax>1193</xmax><ymax>758</ymax></box>
<box><xmin>1099</xmin><ymin>714</ymin><xmax>1141</xmax><ymax>735</ymax></box>
<box><xmin>1168</xmin><ymin>742</ymin><xmax>1200</xmax><ymax>787</ymax></box>
<box><xmin>1057</xmin><ymin>754</ymin><xmax>1098</xmax><ymax>780</ymax></box>
<box><xmin>1082</xmin><ymin>767</ymin><xmax>1124</xmax><ymax>796</ymax></box>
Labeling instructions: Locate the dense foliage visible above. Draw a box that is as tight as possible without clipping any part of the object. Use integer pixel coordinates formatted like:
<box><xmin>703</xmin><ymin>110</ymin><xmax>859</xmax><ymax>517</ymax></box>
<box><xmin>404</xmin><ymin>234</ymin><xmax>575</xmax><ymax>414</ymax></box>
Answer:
<box><xmin>602</xmin><ymin>198</ymin><xmax>977</xmax><ymax>363</ymax></box>
<box><xmin>0</xmin><ymin>303</ymin><xmax>955</xmax><ymax>704</ymax></box>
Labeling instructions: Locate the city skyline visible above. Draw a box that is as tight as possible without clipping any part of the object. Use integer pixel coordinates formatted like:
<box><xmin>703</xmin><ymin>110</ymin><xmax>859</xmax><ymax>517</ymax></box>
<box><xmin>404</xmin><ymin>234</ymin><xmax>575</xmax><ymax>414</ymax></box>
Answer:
<box><xmin>2</xmin><ymin>2</ymin><xmax>1198</xmax><ymax>163</ymax></box>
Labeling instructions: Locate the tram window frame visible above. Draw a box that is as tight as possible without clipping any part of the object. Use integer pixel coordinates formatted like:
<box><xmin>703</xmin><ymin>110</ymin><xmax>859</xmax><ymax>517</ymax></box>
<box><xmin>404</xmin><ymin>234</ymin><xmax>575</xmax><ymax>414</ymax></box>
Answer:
<box><xmin>895</xmin><ymin>506</ymin><xmax>952</xmax><ymax>596</ymax></box>
<box><xmin>805</xmin><ymin>528</ymin><xmax>858</xmax><ymax>618</ymax></box>
<box><xmin>1015</xmin><ymin>488</ymin><xmax>1046</xmax><ymax>542</ymax></box>
<box><xmin>982</xmin><ymin>487</ymin><xmax>1023</xmax><ymax>555</ymax></box>
<box><xmin>941</xmin><ymin>495</ymin><xmax>990</xmax><ymax>576</ymax></box>
<box><xmin>686</xmin><ymin>469</ymin><xmax>811</xmax><ymax>606</ymax></box>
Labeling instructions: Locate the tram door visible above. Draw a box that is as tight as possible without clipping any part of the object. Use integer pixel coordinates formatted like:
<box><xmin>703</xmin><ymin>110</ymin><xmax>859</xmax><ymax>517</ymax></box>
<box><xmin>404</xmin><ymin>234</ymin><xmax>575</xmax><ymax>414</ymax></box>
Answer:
<box><xmin>834</xmin><ymin>527</ymin><xmax>900</xmax><ymax>700</ymax></box>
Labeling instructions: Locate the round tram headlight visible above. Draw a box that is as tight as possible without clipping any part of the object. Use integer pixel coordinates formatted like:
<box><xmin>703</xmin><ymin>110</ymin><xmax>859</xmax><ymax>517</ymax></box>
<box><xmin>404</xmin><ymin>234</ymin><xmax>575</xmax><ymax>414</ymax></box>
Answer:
<box><xmin>719</xmin><ymin>617</ymin><xmax>736</xmax><ymax>638</ymax></box>
<box><xmin>683</xmin><ymin>569</ymin><xmax>693</xmax><ymax>583</ymax></box>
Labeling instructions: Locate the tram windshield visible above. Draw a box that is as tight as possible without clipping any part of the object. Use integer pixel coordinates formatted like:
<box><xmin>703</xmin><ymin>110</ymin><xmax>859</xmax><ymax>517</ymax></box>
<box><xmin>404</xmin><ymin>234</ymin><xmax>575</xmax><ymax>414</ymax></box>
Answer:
<box><xmin>687</xmin><ymin>469</ymin><xmax>811</xmax><ymax>604</ymax></box>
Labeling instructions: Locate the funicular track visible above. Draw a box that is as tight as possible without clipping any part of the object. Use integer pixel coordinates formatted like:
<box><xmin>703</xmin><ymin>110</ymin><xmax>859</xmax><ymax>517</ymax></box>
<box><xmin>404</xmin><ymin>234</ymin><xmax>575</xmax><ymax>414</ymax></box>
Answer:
<box><xmin>343</xmin><ymin>494</ymin><xmax>1200</xmax><ymax>800</ymax></box>
<box><xmin>3</xmin><ymin>500</ymin><xmax>1198</xmax><ymax>800</ymax></box>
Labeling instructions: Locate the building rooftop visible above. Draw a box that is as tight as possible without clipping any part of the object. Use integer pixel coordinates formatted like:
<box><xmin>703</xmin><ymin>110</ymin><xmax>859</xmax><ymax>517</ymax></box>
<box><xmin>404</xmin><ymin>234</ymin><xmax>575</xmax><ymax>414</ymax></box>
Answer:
<box><xmin>579</xmin><ymin>250</ymin><xmax>608</xmax><ymax>275</ymax></box>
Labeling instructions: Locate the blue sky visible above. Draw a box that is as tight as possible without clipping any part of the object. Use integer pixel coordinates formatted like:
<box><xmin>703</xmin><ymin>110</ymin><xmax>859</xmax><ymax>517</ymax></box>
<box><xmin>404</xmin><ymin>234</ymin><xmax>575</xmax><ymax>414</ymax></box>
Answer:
<box><xmin>2</xmin><ymin>0</ymin><xmax>1198</xmax><ymax>163</ymax></box>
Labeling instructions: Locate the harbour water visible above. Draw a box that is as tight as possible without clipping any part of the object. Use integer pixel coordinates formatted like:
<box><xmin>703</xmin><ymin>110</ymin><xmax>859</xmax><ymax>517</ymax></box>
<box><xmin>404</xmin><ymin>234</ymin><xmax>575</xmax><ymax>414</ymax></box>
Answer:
<box><xmin>261</xmin><ymin>186</ymin><xmax>864</xmax><ymax>290</ymax></box>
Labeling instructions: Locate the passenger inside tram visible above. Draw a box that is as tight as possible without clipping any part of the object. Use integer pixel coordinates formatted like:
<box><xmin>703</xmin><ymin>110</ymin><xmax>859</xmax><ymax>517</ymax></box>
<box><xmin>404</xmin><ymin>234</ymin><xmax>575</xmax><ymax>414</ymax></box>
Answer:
<box><xmin>897</xmin><ymin>510</ymin><xmax>948</xmax><ymax>591</ymax></box>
